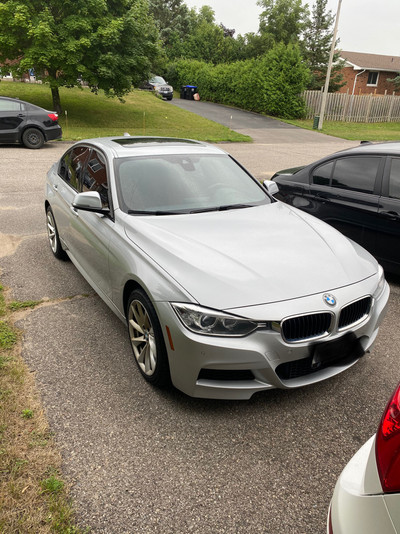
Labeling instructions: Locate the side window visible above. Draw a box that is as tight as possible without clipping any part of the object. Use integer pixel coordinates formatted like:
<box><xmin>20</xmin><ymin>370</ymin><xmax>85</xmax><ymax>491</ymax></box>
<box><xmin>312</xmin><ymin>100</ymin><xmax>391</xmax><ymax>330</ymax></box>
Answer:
<box><xmin>0</xmin><ymin>99</ymin><xmax>21</xmax><ymax>111</ymax></box>
<box><xmin>312</xmin><ymin>161</ymin><xmax>334</xmax><ymax>186</ymax></box>
<box><xmin>389</xmin><ymin>158</ymin><xmax>400</xmax><ymax>200</ymax></box>
<box><xmin>58</xmin><ymin>146</ymin><xmax>91</xmax><ymax>191</ymax></box>
<box><xmin>331</xmin><ymin>157</ymin><xmax>380</xmax><ymax>194</ymax></box>
<box><xmin>82</xmin><ymin>150</ymin><xmax>109</xmax><ymax>208</ymax></box>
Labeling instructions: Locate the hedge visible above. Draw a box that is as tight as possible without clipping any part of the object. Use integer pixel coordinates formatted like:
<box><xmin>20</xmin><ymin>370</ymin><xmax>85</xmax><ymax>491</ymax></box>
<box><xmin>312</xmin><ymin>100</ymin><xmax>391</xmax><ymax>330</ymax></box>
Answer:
<box><xmin>166</xmin><ymin>43</ymin><xmax>310</xmax><ymax>119</ymax></box>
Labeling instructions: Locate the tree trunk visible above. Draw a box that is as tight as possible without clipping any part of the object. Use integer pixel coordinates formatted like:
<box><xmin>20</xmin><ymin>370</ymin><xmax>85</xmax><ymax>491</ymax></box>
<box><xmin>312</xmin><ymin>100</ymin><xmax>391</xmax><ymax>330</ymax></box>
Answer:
<box><xmin>51</xmin><ymin>87</ymin><xmax>62</xmax><ymax>115</ymax></box>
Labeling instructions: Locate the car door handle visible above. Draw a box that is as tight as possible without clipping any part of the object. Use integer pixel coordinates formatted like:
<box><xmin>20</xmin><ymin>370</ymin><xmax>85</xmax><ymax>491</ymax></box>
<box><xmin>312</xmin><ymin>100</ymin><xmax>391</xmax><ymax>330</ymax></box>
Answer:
<box><xmin>53</xmin><ymin>183</ymin><xmax>58</xmax><ymax>191</ymax></box>
<box><xmin>380</xmin><ymin>210</ymin><xmax>400</xmax><ymax>221</ymax></box>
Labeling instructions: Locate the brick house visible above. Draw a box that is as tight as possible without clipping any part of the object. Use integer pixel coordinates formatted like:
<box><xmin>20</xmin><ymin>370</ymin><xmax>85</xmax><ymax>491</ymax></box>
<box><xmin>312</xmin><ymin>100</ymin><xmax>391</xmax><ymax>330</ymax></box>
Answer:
<box><xmin>338</xmin><ymin>51</ymin><xmax>400</xmax><ymax>95</ymax></box>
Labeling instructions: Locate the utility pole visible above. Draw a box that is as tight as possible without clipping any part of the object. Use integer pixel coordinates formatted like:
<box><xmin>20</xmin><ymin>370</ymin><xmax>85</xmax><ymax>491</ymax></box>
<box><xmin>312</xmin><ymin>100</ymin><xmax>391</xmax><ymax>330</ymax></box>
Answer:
<box><xmin>318</xmin><ymin>0</ymin><xmax>342</xmax><ymax>130</ymax></box>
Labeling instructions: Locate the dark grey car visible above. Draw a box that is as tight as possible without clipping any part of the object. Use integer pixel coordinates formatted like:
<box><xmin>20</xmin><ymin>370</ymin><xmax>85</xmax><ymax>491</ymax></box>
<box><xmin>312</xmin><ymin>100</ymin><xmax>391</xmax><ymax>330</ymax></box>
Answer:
<box><xmin>0</xmin><ymin>96</ymin><xmax>62</xmax><ymax>148</ymax></box>
<box><xmin>271</xmin><ymin>141</ymin><xmax>400</xmax><ymax>275</ymax></box>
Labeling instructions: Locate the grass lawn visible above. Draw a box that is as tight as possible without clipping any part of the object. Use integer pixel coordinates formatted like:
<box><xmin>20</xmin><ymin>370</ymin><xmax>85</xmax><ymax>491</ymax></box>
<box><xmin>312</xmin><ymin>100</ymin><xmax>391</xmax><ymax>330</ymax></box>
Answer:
<box><xmin>0</xmin><ymin>82</ymin><xmax>250</xmax><ymax>143</ymax></box>
<box><xmin>285</xmin><ymin>118</ymin><xmax>400</xmax><ymax>141</ymax></box>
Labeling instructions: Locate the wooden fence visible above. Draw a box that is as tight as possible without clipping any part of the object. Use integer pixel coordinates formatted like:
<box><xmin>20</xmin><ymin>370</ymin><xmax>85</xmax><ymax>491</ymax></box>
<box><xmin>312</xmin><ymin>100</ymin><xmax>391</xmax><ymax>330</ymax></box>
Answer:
<box><xmin>302</xmin><ymin>90</ymin><xmax>400</xmax><ymax>123</ymax></box>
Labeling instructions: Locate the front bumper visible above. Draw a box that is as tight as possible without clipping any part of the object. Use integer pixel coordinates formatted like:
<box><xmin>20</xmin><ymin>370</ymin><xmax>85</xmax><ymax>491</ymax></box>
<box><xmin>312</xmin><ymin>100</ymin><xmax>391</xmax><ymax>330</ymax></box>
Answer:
<box><xmin>155</xmin><ymin>277</ymin><xmax>390</xmax><ymax>399</ymax></box>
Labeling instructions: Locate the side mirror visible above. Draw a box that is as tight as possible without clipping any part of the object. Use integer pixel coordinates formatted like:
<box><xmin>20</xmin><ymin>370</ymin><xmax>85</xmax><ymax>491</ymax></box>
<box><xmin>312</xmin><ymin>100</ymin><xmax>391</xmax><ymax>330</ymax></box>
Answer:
<box><xmin>263</xmin><ymin>180</ymin><xmax>279</xmax><ymax>196</ymax></box>
<box><xmin>72</xmin><ymin>192</ymin><xmax>110</xmax><ymax>214</ymax></box>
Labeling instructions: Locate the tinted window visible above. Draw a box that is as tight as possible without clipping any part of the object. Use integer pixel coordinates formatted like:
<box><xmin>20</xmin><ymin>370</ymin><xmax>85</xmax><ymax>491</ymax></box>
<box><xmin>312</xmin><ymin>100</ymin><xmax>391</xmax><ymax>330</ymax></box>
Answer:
<box><xmin>331</xmin><ymin>157</ymin><xmax>380</xmax><ymax>194</ymax></box>
<box><xmin>0</xmin><ymin>99</ymin><xmax>21</xmax><ymax>111</ymax></box>
<box><xmin>58</xmin><ymin>146</ymin><xmax>91</xmax><ymax>191</ymax></box>
<box><xmin>312</xmin><ymin>161</ymin><xmax>334</xmax><ymax>186</ymax></box>
<box><xmin>82</xmin><ymin>150</ymin><xmax>109</xmax><ymax>208</ymax></box>
<box><xmin>389</xmin><ymin>158</ymin><xmax>400</xmax><ymax>200</ymax></box>
<box><xmin>115</xmin><ymin>154</ymin><xmax>269</xmax><ymax>214</ymax></box>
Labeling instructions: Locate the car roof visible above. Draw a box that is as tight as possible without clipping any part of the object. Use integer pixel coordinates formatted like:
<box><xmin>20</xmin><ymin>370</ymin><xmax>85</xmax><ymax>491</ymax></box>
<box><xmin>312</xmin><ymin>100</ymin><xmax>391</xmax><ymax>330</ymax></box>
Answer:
<box><xmin>75</xmin><ymin>136</ymin><xmax>227</xmax><ymax>158</ymax></box>
<box><xmin>323</xmin><ymin>141</ymin><xmax>400</xmax><ymax>159</ymax></box>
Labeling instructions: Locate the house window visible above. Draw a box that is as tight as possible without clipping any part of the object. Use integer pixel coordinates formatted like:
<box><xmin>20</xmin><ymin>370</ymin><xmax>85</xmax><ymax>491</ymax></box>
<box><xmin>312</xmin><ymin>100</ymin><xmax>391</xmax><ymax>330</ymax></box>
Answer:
<box><xmin>367</xmin><ymin>71</ymin><xmax>379</xmax><ymax>86</ymax></box>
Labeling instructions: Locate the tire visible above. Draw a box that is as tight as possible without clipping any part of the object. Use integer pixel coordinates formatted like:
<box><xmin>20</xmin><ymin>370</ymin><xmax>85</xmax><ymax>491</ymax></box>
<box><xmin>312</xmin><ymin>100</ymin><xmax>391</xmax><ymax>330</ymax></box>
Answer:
<box><xmin>46</xmin><ymin>206</ymin><xmax>67</xmax><ymax>260</ymax></box>
<box><xmin>127</xmin><ymin>289</ymin><xmax>171</xmax><ymax>387</ymax></box>
<box><xmin>22</xmin><ymin>128</ymin><xmax>45</xmax><ymax>149</ymax></box>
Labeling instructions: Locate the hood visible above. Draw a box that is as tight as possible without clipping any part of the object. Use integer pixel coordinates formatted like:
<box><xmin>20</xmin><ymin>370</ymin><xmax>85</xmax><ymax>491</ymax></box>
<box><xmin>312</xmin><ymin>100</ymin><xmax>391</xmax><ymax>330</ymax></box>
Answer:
<box><xmin>124</xmin><ymin>203</ymin><xmax>378</xmax><ymax>310</ymax></box>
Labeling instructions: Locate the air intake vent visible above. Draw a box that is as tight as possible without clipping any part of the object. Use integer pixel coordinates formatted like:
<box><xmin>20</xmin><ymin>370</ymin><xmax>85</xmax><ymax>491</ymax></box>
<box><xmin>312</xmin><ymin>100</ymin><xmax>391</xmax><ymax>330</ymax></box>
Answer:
<box><xmin>339</xmin><ymin>296</ymin><xmax>372</xmax><ymax>330</ymax></box>
<box><xmin>281</xmin><ymin>313</ymin><xmax>332</xmax><ymax>342</ymax></box>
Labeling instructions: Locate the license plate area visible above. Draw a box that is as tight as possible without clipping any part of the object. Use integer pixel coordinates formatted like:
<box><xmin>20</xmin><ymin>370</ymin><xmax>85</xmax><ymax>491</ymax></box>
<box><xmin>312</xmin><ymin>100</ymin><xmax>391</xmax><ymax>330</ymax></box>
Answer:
<box><xmin>311</xmin><ymin>332</ymin><xmax>364</xmax><ymax>369</ymax></box>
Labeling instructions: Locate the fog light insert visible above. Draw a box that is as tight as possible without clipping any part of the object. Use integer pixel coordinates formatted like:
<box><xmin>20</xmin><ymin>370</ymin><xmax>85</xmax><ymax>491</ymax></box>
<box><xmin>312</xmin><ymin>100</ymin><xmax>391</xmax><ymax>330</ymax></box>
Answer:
<box><xmin>198</xmin><ymin>369</ymin><xmax>254</xmax><ymax>381</ymax></box>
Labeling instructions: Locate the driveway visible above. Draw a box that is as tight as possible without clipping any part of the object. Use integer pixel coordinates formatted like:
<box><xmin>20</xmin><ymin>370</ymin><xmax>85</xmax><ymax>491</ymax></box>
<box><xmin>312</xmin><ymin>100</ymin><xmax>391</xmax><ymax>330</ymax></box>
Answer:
<box><xmin>170</xmin><ymin>99</ymin><xmax>358</xmax><ymax>179</ymax></box>
<box><xmin>0</xmin><ymin>111</ymin><xmax>399</xmax><ymax>534</ymax></box>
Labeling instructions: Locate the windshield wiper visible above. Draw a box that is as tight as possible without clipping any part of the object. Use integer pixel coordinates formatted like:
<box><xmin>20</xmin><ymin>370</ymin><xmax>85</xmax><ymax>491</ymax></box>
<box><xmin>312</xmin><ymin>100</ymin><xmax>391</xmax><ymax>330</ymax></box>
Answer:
<box><xmin>190</xmin><ymin>204</ymin><xmax>255</xmax><ymax>214</ymax></box>
<box><xmin>218</xmin><ymin>203</ymin><xmax>256</xmax><ymax>211</ymax></box>
<box><xmin>127</xmin><ymin>209</ymin><xmax>187</xmax><ymax>215</ymax></box>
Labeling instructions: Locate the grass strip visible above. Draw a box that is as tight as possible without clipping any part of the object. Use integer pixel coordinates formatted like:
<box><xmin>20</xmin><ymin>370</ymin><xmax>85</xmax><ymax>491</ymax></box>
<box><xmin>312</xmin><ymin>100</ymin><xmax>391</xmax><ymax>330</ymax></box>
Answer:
<box><xmin>0</xmin><ymin>284</ymin><xmax>87</xmax><ymax>533</ymax></box>
<box><xmin>283</xmin><ymin>118</ymin><xmax>400</xmax><ymax>141</ymax></box>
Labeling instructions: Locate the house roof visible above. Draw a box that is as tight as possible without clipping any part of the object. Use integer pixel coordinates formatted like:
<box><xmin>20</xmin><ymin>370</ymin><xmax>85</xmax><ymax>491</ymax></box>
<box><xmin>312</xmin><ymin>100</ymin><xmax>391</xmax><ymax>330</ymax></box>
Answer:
<box><xmin>340</xmin><ymin>51</ymin><xmax>400</xmax><ymax>72</ymax></box>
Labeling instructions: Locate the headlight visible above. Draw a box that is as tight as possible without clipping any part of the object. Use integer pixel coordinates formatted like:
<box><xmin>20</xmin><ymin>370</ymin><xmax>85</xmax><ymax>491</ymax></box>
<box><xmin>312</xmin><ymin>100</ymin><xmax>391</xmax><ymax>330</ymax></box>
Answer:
<box><xmin>374</xmin><ymin>265</ymin><xmax>386</xmax><ymax>299</ymax></box>
<box><xmin>171</xmin><ymin>303</ymin><xmax>258</xmax><ymax>337</ymax></box>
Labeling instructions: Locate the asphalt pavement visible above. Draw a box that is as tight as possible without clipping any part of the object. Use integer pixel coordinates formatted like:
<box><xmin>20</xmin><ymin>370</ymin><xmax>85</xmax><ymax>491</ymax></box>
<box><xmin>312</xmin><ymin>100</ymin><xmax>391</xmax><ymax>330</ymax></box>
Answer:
<box><xmin>1</xmin><ymin>106</ymin><xmax>400</xmax><ymax>534</ymax></box>
<box><xmin>170</xmin><ymin>99</ymin><xmax>358</xmax><ymax>179</ymax></box>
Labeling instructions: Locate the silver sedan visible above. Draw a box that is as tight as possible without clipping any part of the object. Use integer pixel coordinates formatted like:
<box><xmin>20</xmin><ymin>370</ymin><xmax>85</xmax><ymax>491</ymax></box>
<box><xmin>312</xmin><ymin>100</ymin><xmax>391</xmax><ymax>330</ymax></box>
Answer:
<box><xmin>45</xmin><ymin>136</ymin><xmax>390</xmax><ymax>399</ymax></box>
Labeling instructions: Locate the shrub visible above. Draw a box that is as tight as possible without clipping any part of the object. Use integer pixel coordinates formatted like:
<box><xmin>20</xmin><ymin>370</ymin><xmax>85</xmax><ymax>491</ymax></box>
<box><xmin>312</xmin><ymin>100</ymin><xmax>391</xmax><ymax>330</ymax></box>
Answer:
<box><xmin>166</xmin><ymin>43</ymin><xmax>310</xmax><ymax>119</ymax></box>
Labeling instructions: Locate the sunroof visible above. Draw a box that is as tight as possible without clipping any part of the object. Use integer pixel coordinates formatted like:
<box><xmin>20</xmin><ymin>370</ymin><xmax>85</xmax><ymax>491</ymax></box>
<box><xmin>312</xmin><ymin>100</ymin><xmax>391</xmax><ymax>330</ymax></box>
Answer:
<box><xmin>113</xmin><ymin>137</ymin><xmax>201</xmax><ymax>147</ymax></box>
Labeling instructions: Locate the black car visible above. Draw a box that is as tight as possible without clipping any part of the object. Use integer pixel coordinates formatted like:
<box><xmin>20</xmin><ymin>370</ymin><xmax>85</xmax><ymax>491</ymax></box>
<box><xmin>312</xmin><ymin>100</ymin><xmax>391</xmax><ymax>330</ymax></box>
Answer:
<box><xmin>0</xmin><ymin>96</ymin><xmax>62</xmax><ymax>149</ymax></box>
<box><xmin>271</xmin><ymin>141</ymin><xmax>400</xmax><ymax>274</ymax></box>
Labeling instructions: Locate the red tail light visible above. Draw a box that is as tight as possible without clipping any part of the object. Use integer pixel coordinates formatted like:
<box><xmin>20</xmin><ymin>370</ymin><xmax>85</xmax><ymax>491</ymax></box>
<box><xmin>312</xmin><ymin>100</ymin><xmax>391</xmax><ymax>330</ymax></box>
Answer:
<box><xmin>47</xmin><ymin>113</ymin><xmax>58</xmax><ymax>121</ymax></box>
<box><xmin>376</xmin><ymin>383</ymin><xmax>400</xmax><ymax>493</ymax></box>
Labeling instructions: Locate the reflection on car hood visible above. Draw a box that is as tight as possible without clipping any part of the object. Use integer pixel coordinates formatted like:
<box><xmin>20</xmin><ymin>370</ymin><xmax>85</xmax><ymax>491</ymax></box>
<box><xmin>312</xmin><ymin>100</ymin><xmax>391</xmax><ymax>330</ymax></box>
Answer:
<box><xmin>124</xmin><ymin>203</ymin><xmax>377</xmax><ymax>310</ymax></box>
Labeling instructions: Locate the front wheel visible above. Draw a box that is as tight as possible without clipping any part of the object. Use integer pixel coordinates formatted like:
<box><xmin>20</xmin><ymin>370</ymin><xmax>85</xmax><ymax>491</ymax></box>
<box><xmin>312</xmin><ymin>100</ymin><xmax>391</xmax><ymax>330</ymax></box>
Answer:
<box><xmin>46</xmin><ymin>206</ymin><xmax>67</xmax><ymax>260</ymax></box>
<box><xmin>22</xmin><ymin>128</ymin><xmax>45</xmax><ymax>149</ymax></box>
<box><xmin>127</xmin><ymin>289</ymin><xmax>171</xmax><ymax>387</ymax></box>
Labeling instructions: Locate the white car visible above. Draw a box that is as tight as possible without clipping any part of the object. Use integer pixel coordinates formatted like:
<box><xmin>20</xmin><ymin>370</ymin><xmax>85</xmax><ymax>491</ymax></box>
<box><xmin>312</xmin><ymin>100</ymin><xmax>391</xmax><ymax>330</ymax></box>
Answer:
<box><xmin>328</xmin><ymin>382</ymin><xmax>400</xmax><ymax>533</ymax></box>
<box><xmin>45</xmin><ymin>136</ymin><xmax>390</xmax><ymax>399</ymax></box>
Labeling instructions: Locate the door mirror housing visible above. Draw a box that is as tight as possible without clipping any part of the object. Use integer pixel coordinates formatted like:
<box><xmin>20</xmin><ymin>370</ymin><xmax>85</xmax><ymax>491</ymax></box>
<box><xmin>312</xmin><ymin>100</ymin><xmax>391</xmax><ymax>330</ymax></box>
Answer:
<box><xmin>263</xmin><ymin>180</ymin><xmax>279</xmax><ymax>196</ymax></box>
<box><xmin>72</xmin><ymin>192</ymin><xmax>110</xmax><ymax>214</ymax></box>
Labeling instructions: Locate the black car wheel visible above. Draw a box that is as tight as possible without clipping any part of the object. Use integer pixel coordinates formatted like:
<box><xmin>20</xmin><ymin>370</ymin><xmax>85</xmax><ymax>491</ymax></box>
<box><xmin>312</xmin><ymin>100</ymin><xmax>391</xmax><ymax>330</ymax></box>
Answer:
<box><xmin>127</xmin><ymin>289</ymin><xmax>171</xmax><ymax>387</ymax></box>
<box><xmin>46</xmin><ymin>206</ymin><xmax>67</xmax><ymax>260</ymax></box>
<box><xmin>22</xmin><ymin>128</ymin><xmax>45</xmax><ymax>149</ymax></box>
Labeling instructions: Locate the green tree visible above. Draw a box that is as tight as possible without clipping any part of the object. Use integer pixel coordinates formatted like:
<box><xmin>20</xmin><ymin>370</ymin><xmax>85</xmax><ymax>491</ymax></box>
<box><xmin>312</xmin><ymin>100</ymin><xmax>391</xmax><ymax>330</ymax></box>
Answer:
<box><xmin>0</xmin><ymin>0</ymin><xmax>160</xmax><ymax>113</ymax></box>
<box><xmin>257</xmin><ymin>0</ymin><xmax>309</xmax><ymax>46</ymax></box>
<box><xmin>148</xmin><ymin>0</ymin><xmax>192</xmax><ymax>47</ymax></box>
<box><xmin>164</xmin><ymin>5</ymin><xmax>243</xmax><ymax>64</ymax></box>
<box><xmin>302</xmin><ymin>0</ymin><xmax>344</xmax><ymax>91</ymax></box>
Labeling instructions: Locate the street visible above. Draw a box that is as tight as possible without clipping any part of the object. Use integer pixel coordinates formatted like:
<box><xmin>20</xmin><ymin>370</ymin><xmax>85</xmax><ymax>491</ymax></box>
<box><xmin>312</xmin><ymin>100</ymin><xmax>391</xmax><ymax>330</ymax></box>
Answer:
<box><xmin>1</xmin><ymin>114</ymin><xmax>399</xmax><ymax>534</ymax></box>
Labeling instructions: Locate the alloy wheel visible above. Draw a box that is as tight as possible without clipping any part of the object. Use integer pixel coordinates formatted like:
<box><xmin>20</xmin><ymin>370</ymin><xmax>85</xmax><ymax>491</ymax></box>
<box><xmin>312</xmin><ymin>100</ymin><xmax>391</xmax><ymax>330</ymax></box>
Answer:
<box><xmin>128</xmin><ymin>299</ymin><xmax>157</xmax><ymax>376</ymax></box>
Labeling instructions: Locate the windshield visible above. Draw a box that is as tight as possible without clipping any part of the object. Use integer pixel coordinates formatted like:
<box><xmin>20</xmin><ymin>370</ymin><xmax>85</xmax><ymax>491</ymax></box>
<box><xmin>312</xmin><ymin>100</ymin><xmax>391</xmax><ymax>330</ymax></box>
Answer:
<box><xmin>114</xmin><ymin>154</ymin><xmax>270</xmax><ymax>215</ymax></box>
<box><xmin>149</xmin><ymin>76</ymin><xmax>166</xmax><ymax>85</ymax></box>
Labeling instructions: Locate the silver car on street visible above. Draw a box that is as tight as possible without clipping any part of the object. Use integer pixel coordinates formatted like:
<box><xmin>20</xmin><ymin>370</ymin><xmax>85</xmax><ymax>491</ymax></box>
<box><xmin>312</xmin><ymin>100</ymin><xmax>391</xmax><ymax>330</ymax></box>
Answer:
<box><xmin>45</xmin><ymin>137</ymin><xmax>390</xmax><ymax>399</ymax></box>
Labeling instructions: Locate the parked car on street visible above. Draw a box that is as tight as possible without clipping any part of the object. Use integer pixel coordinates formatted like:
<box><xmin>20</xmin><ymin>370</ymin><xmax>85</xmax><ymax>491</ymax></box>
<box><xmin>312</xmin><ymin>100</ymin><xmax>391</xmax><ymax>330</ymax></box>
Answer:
<box><xmin>0</xmin><ymin>96</ymin><xmax>62</xmax><ymax>148</ymax></box>
<box><xmin>141</xmin><ymin>76</ymin><xmax>173</xmax><ymax>100</ymax></box>
<box><xmin>45</xmin><ymin>136</ymin><xmax>389</xmax><ymax>399</ymax></box>
<box><xmin>328</xmin><ymin>382</ymin><xmax>400</xmax><ymax>534</ymax></box>
<box><xmin>271</xmin><ymin>142</ymin><xmax>400</xmax><ymax>275</ymax></box>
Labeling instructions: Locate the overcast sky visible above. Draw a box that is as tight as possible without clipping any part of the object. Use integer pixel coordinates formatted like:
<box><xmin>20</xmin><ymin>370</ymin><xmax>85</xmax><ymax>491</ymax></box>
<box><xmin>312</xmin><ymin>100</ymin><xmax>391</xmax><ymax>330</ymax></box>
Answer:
<box><xmin>184</xmin><ymin>0</ymin><xmax>400</xmax><ymax>56</ymax></box>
